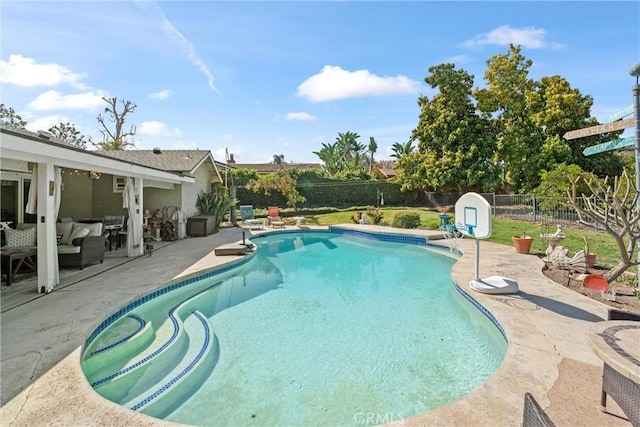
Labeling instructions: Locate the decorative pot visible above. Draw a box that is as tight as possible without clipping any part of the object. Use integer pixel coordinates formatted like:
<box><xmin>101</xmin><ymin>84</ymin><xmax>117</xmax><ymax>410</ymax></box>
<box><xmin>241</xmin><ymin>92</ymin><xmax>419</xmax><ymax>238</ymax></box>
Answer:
<box><xmin>512</xmin><ymin>236</ymin><xmax>534</xmax><ymax>254</ymax></box>
<box><xmin>586</xmin><ymin>252</ymin><xmax>597</xmax><ymax>268</ymax></box>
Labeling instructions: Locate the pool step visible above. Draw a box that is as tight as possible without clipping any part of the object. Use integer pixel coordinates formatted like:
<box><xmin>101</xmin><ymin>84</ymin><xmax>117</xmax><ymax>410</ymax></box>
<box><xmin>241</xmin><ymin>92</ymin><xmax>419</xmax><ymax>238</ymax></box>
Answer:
<box><xmin>90</xmin><ymin>290</ymin><xmax>215</xmax><ymax>402</ymax></box>
<box><xmin>122</xmin><ymin>310</ymin><xmax>219</xmax><ymax>418</ymax></box>
<box><xmin>82</xmin><ymin>315</ymin><xmax>155</xmax><ymax>379</ymax></box>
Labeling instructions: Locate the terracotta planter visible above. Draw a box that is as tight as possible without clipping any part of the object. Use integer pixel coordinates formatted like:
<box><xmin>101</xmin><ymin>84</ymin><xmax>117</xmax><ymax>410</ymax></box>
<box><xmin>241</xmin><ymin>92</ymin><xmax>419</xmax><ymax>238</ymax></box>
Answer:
<box><xmin>512</xmin><ymin>236</ymin><xmax>534</xmax><ymax>254</ymax></box>
<box><xmin>586</xmin><ymin>252</ymin><xmax>597</xmax><ymax>268</ymax></box>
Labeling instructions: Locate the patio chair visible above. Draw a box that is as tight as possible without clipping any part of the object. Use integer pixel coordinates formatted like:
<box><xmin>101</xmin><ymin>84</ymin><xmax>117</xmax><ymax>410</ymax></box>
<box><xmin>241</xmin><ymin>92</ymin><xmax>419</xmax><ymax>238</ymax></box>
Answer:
<box><xmin>267</xmin><ymin>206</ymin><xmax>284</xmax><ymax>228</ymax></box>
<box><xmin>522</xmin><ymin>392</ymin><xmax>555</xmax><ymax>427</ymax></box>
<box><xmin>239</xmin><ymin>205</ymin><xmax>264</xmax><ymax>230</ymax></box>
<box><xmin>103</xmin><ymin>215</ymin><xmax>125</xmax><ymax>251</ymax></box>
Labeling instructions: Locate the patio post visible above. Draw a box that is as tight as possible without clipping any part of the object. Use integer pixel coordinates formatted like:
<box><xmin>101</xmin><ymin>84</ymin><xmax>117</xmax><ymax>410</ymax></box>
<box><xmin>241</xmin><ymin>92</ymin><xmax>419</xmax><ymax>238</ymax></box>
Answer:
<box><xmin>35</xmin><ymin>162</ymin><xmax>58</xmax><ymax>293</ymax></box>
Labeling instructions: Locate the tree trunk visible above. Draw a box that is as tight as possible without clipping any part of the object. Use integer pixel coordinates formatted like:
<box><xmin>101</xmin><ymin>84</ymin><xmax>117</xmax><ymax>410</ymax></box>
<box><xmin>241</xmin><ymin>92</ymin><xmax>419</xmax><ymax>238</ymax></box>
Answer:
<box><xmin>604</xmin><ymin>261</ymin><xmax>632</xmax><ymax>283</ymax></box>
<box><xmin>229</xmin><ymin>185</ymin><xmax>238</xmax><ymax>226</ymax></box>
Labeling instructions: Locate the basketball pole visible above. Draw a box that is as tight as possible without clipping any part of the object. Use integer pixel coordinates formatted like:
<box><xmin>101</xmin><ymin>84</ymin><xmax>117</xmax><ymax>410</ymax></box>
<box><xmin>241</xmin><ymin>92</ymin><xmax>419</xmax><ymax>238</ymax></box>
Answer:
<box><xmin>475</xmin><ymin>237</ymin><xmax>480</xmax><ymax>282</ymax></box>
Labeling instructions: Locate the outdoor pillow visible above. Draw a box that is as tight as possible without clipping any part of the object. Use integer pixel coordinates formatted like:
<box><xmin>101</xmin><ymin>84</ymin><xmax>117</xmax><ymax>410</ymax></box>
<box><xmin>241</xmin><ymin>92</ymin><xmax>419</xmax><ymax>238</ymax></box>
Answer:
<box><xmin>5</xmin><ymin>227</ymin><xmax>37</xmax><ymax>248</ymax></box>
<box><xmin>68</xmin><ymin>226</ymin><xmax>90</xmax><ymax>243</ymax></box>
<box><xmin>72</xmin><ymin>237</ymin><xmax>85</xmax><ymax>246</ymax></box>
<box><xmin>56</xmin><ymin>222</ymin><xmax>74</xmax><ymax>245</ymax></box>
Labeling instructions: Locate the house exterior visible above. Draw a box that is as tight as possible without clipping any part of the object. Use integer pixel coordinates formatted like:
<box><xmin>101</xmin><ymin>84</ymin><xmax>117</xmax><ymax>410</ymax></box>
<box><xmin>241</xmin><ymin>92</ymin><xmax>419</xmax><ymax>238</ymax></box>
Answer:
<box><xmin>100</xmin><ymin>149</ymin><xmax>229</xmax><ymax>219</ymax></box>
<box><xmin>0</xmin><ymin>126</ymin><xmax>206</xmax><ymax>292</ymax></box>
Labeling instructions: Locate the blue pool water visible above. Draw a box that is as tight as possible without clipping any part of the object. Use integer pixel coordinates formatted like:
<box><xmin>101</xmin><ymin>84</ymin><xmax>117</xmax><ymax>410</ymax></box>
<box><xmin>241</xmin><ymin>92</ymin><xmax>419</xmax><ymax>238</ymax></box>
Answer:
<box><xmin>81</xmin><ymin>230</ymin><xmax>506</xmax><ymax>426</ymax></box>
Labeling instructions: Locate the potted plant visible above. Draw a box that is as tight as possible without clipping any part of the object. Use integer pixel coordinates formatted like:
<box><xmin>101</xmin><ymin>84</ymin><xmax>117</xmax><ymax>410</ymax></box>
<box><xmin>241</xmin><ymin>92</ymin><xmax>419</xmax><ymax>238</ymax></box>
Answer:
<box><xmin>512</xmin><ymin>229</ymin><xmax>534</xmax><ymax>254</ymax></box>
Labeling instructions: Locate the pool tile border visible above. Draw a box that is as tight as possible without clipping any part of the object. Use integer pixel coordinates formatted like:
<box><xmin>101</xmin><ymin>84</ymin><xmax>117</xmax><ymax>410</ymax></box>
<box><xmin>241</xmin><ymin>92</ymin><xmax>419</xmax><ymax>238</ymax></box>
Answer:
<box><xmin>83</xmin><ymin>254</ymin><xmax>254</xmax><ymax>351</ymax></box>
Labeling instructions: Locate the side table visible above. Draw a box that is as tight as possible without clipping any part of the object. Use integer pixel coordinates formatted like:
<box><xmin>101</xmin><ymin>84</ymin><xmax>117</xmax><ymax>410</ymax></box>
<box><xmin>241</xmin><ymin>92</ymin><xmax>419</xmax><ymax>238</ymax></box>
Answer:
<box><xmin>1</xmin><ymin>248</ymin><xmax>37</xmax><ymax>285</ymax></box>
<box><xmin>587</xmin><ymin>320</ymin><xmax>640</xmax><ymax>425</ymax></box>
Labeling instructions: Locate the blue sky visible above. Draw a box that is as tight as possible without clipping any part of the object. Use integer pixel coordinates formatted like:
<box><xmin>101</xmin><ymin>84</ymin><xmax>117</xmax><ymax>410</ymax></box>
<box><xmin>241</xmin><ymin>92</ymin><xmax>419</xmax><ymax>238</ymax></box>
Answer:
<box><xmin>2</xmin><ymin>1</ymin><xmax>638</xmax><ymax>164</ymax></box>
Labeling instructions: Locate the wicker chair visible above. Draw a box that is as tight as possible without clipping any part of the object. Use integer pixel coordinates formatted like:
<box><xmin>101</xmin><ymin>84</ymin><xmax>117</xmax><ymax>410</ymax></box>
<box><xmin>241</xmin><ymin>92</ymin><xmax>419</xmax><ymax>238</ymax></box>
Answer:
<box><xmin>522</xmin><ymin>393</ymin><xmax>555</xmax><ymax>427</ymax></box>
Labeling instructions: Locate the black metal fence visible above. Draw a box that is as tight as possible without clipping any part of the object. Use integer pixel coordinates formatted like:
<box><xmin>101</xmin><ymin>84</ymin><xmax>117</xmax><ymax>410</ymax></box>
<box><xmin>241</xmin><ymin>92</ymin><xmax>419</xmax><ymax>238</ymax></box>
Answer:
<box><xmin>424</xmin><ymin>191</ymin><xmax>593</xmax><ymax>228</ymax></box>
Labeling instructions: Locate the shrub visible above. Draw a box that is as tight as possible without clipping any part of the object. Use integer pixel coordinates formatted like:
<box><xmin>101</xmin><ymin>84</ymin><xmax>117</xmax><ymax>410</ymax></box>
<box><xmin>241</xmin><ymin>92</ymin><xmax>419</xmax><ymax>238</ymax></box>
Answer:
<box><xmin>392</xmin><ymin>212</ymin><xmax>420</xmax><ymax>229</ymax></box>
<box><xmin>366</xmin><ymin>206</ymin><xmax>384</xmax><ymax>224</ymax></box>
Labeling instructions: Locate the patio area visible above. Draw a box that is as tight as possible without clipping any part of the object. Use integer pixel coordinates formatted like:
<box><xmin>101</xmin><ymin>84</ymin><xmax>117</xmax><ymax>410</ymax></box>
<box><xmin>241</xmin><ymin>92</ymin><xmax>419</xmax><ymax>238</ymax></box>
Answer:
<box><xmin>0</xmin><ymin>225</ymin><xmax>632</xmax><ymax>426</ymax></box>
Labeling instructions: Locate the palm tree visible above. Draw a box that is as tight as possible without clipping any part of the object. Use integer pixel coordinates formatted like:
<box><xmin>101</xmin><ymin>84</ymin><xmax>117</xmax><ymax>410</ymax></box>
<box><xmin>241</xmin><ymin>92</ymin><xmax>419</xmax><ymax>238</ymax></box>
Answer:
<box><xmin>272</xmin><ymin>154</ymin><xmax>285</xmax><ymax>165</ymax></box>
<box><xmin>391</xmin><ymin>141</ymin><xmax>415</xmax><ymax>159</ymax></box>
<box><xmin>313</xmin><ymin>142</ymin><xmax>341</xmax><ymax>175</ymax></box>
<box><xmin>368</xmin><ymin>136</ymin><xmax>378</xmax><ymax>176</ymax></box>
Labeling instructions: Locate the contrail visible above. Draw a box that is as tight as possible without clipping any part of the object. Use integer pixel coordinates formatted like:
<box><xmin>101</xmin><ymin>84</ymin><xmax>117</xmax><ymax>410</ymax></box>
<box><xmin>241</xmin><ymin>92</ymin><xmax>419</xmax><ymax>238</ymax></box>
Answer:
<box><xmin>137</xmin><ymin>0</ymin><xmax>218</xmax><ymax>93</ymax></box>
<box><xmin>160</xmin><ymin>15</ymin><xmax>218</xmax><ymax>93</ymax></box>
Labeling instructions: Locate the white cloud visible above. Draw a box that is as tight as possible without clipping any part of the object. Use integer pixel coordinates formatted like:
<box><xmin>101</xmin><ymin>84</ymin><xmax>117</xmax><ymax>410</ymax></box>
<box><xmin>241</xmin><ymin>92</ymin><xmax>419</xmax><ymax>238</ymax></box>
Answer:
<box><xmin>212</xmin><ymin>147</ymin><xmax>228</xmax><ymax>160</ymax></box>
<box><xmin>220</xmin><ymin>133</ymin><xmax>233</xmax><ymax>141</ymax></box>
<box><xmin>25</xmin><ymin>115</ymin><xmax>68</xmax><ymax>132</ymax></box>
<box><xmin>443</xmin><ymin>54</ymin><xmax>472</xmax><ymax>65</ymax></box>
<box><xmin>460</xmin><ymin>25</ymin><xmax>564</xmax><ymax>49</ymax></box>
<box><xmin>285</xmin><ymin>112</ymin><xmax>317</xmax><ymax>121</ymax></box>
<box><xmin>0</xmin><ymin>54</ymin><xmax>87</xmax><ymax>88</ymax></box>
<box><xmin>149</xmin><ymin>90</ymin><xmax>173</xmax><ymax>100</ymax></box>
<box><xmin>138</xmin><ymin>121</ymin><xmax>181</xmax><ymax>136</ymax></box>
<box><xmin>28</xmin><ymin>90</ymin><xmax>108</xmax><ymax>110</ymax></box>
<box><xmin>170</xmin><ymin>140</ymin><xmax>198</xmax><ymax>150</ymax></box>
<box><xmin>297</xmin><ymin>65</ymin><xmax>422</xmax><ymax>102</ymax></box>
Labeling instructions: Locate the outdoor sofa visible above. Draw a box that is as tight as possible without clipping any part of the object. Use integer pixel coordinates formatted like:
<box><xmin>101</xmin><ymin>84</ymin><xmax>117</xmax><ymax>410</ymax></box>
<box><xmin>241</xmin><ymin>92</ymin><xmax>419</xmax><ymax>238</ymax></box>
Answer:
<box><xmin>55</xmin><ymin>221</ymin><xmax>105</xmax><ymax>269</ymax></box>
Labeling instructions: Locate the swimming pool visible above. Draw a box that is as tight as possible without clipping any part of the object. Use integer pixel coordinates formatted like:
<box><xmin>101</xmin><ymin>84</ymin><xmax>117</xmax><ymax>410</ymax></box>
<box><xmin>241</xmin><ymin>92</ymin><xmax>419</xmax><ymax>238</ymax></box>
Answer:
<box><xmin>81</xmin><ymin>229</ymin><xmax>507</xmax><ymax>426</ymax></box>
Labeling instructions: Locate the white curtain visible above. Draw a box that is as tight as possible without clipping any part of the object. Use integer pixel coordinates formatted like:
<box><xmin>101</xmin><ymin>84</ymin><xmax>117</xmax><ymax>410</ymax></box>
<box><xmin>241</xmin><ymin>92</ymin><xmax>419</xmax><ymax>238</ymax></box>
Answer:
<box><xmin>26</xmin><ymin>168</ymin><xmax>37</xmax><ymax>214</ymax></box>
<box><xmin>52</xmin><ymin>167</ymin><xmax>62</xmax><ymax>285</ymax></box>
<box><xmin>123</xmin><ymin>178</ymin><xmax>143</xmax><ymax>257</ymax></box>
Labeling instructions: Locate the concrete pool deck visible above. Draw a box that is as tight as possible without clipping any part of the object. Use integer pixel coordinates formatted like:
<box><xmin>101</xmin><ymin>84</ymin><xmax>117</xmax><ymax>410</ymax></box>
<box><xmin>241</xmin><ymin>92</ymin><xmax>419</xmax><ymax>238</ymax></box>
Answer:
<box><xmin>0</xmin><ymin>225</ymin><xmax>632</xmax><ymax>426</ymax></box>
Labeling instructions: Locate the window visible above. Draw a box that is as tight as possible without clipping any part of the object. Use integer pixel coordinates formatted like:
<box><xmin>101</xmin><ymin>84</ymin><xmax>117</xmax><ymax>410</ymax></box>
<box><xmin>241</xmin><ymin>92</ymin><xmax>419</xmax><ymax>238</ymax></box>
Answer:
<box><xmin>113</xmin><ymin>176</ymin><xmax>126</xmax><ymax>193</ymax></box>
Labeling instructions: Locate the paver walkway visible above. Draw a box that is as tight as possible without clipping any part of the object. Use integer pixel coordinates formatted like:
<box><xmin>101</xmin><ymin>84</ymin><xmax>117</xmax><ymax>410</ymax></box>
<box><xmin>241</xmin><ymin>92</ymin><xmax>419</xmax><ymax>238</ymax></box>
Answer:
<box><xmin>0</xmin><ymin>225</ymin><xmax>631</xmax><ymax>426</ymax></box>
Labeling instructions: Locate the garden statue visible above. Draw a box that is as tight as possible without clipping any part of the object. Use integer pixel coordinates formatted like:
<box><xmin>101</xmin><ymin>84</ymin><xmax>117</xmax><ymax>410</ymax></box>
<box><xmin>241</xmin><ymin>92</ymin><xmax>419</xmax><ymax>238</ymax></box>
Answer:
<box><xmin>540</xmin><ymin>225</ymin><xmax>566</xmax><ymax>259</ymax></box>
<box><xmin>548</xmin><ymin>245</ymin><xmax>587</xmax><ymax>273</ymax></box>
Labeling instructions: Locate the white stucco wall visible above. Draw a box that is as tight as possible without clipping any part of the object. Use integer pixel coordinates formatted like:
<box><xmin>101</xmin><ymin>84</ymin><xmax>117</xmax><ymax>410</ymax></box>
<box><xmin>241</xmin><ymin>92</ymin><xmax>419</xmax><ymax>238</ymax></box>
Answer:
<box><xmin>182</xmin><ymin>161</ymin><xmax>215</xmax><ymax>218</ymax></box>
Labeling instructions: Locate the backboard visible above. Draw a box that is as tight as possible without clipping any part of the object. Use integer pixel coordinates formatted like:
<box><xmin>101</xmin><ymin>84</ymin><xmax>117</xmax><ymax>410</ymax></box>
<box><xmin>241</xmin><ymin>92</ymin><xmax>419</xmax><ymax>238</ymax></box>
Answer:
<box><xmin>454</xmin><ymin>192</ymin><xmax>492</xmax><ymax>239</ymax></box>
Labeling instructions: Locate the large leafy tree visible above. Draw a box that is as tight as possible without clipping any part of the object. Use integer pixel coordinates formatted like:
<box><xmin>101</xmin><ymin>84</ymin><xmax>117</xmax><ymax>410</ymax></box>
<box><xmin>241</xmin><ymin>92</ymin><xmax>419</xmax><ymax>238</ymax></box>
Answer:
<box><xmin>0</xmin><ymin>104</ymin><xmax>27</xmax><ymax>128</ymax></box>
<box><xmin>409</xmin><ymin>63</ymin><xmax>500</xmax><ymax>192</ymax></box>
<box><xmin>472</xmin><ymin>44</ymin><xmax>620</xmax><ymax>192</ymax></box>
<box><xmin>93</xmin><ymin>96</ymin><xmax>137</xmax><ymax>151</ymax></box>
<box><xmin>49</xmin><ymin>122</ymin><xmax>89</xmax><ymax>148</ymax></box>
<box><xmin>474</xmin><ymin>45</ymin><xmax>540</xmax><ymax>192</ymax></box>
<box><xmin>247</xmin><ymin>169</ymin><xmax>306</xmax><ymax>208</ymax></box>
<box><xmin>530</xmin><ymin>75</ymin><xmax>623</xmax><ymax>180</ymax></box>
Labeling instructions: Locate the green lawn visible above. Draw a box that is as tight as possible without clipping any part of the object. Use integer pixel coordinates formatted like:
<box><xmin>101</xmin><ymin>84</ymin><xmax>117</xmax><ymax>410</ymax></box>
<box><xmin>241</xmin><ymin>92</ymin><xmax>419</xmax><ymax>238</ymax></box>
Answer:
<box><xmin>300</xmin><ymin>207</ymin><xmax>623</xmax><ymax>268</ymax></box>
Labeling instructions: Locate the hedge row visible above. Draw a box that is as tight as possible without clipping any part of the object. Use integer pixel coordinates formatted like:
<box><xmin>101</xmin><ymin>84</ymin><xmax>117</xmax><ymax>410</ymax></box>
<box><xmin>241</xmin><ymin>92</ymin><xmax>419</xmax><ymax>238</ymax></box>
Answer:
<box><xmin>235</xmin><ymin>180</ymin><xmax>419</xmax><ymax>209</ymax></box>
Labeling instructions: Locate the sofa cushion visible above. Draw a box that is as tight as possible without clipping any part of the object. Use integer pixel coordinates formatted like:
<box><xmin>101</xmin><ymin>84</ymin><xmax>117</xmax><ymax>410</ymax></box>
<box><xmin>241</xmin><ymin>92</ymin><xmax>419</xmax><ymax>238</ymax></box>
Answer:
<box><xmin>5</xmin><ymin>227</ymin><xmax>37</xmax><ymax>248</ymax></box>
<box><xmin>56</xmin><ymin>222</ymin><xmax>74</xmax><ymax>245</ymax></box>
<box><xmin>68</xmin><ymin>226</ymin><xmax>90</xmax><ymax>243</ymax></box>
<box><xmin>57</xmin><ymin>245</ymin><xmax>81</xmax><ymax>255</ymax></box>
<box><xmin>81</xmin><ymin>222</ymin><xmax>102</xmax><ymax>237</ymax></box>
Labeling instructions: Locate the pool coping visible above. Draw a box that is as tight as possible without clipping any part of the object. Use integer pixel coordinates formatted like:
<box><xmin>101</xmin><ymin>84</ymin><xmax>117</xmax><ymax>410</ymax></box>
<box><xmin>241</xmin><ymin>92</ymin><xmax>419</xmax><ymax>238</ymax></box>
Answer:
<box><xmin>0</xmin><ymin>225</ymin><xmax>631</xmax><ymax>426</ymax></box>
